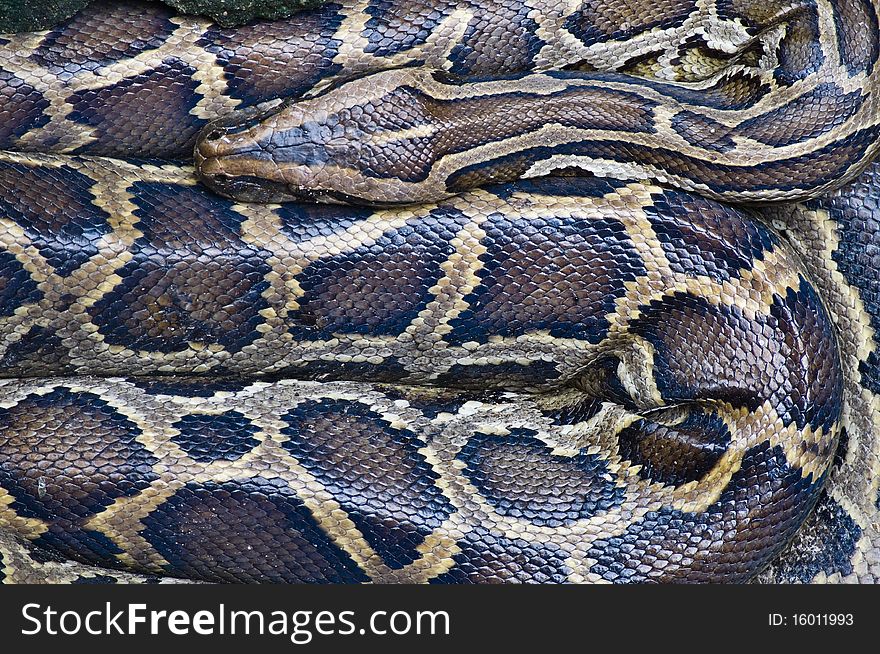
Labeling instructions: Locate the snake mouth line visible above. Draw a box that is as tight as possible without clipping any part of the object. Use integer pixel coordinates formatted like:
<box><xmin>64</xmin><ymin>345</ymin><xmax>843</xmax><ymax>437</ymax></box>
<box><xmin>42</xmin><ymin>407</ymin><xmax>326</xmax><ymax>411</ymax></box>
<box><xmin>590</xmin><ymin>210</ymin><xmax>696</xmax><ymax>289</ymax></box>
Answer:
<box><xmin>196</xmin><ymin>165</ymin><xmax>396</xmax><ymax>206</ymax></box>
<box><xmin>195</xmin><ymin>131</ymin><xmax>425</xmax><ymax>206</ymax></box>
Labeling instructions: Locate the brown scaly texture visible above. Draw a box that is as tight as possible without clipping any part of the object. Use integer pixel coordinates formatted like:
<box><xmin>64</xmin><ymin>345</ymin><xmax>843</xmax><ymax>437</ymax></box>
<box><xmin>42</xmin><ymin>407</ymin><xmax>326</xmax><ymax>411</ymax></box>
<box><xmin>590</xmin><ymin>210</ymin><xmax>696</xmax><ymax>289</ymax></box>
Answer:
<box><xmin>0</xmin><ymin>0</ymin><xmax>876</xmax><ymax>583</ymax></box>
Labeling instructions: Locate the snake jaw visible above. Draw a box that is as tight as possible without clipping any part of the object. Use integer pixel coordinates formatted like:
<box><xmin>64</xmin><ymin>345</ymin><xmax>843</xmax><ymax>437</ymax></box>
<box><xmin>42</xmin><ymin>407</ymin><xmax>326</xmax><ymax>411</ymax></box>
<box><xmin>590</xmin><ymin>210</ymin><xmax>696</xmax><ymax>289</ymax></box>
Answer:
<box><xmin>194</xmin><ymin>100</ymin><xmax>359</xmax><ymax>204</ymax></box>
<box><xmin>193</xmin><ymin>67</ymin><xmax>453</xmax><ymax>206</ymax></box>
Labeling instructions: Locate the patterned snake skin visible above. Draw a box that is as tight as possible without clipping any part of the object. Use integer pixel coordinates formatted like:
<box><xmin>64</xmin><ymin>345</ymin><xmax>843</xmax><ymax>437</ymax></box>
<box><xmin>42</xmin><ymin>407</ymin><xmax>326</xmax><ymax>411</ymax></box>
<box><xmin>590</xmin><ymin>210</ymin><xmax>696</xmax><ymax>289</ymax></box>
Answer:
<box><xmin>0</xmin><ymin>0</ymin><xmax>877</xmax><ymax>583</ymax></box>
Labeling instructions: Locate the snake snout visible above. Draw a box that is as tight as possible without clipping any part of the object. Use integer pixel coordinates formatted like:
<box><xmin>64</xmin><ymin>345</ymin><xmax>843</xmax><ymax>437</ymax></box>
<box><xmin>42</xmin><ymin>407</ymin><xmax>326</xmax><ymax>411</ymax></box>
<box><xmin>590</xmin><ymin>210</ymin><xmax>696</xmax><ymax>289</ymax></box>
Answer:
<box><xmin>194</xmin><ymin>104</ymin><xmax>278</xmax><ymax>198</ymax></box>
<box><xmin>195</xmin><ymin>131</ymin><xmax>272</xmax><ymax>202</ymax></box>
<box><xmin>194</xmin><ymin>101</ymin><xmax>351</xmax><ymax>203</ymax></box>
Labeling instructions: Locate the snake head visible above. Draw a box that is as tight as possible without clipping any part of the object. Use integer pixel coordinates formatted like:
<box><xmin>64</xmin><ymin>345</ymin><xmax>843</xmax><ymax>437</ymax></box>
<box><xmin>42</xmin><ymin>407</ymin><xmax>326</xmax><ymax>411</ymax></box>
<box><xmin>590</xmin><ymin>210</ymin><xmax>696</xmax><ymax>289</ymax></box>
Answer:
<box><xmin>194</xmin><ymin>68</ymin><xmax>450</xmax><ymax>206</ymax></box>
<box><xmin>194</xmin><ymin>99</ymin><xmax>349</xmax><ymax>204</ymax></box>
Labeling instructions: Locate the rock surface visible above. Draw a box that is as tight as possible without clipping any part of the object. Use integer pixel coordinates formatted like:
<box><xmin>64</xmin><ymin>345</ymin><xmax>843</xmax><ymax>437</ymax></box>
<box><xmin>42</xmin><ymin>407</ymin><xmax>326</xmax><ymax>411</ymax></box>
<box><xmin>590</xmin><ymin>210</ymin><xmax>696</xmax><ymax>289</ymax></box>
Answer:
<box><xmin>0</xmin><ymin>0</ymin><xmax>90</xmax><ymax>31</ymax></box>
<box><xmin>0</xmin><ymin>0</ymin><xmax>326</xmax><ymax>32</ymax></box>
<box><xmin>165</xmin><ymin>0</ymin><xmax>325</xmax><ymax>26</ymax></box>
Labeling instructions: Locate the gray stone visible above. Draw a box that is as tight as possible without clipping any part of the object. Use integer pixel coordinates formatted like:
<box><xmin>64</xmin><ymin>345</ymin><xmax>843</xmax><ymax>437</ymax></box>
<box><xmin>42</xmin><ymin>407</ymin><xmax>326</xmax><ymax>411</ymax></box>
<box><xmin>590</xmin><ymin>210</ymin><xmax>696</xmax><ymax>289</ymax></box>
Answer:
<box><xmin>0</xmin><ymin>0</ymin><xmax>328</xmax><ymax>32</ymax></box>
<box><xmin>0</xmin><ymin>0</ymin><xmax>91</xmax><ymax>32</ymax></box>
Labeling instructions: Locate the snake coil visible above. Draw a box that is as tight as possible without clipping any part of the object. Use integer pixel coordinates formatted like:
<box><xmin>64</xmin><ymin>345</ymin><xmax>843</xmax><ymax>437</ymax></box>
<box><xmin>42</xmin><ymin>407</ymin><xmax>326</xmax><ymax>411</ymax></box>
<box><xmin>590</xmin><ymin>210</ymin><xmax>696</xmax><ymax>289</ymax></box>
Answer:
<box><xmin>0</xmin><ymin>0</ymin><xmax>877</xmax><ymax>583</ymax></box>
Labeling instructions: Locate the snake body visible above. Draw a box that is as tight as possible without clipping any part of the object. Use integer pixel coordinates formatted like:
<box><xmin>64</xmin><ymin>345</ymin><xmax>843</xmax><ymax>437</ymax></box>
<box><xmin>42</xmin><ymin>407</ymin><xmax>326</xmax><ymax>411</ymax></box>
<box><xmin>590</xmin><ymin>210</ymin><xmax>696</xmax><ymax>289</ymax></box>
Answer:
<box><xmin>0</xmin><ymin>0</ymin><xmax>877</xmax><ymax>583</ymax></box>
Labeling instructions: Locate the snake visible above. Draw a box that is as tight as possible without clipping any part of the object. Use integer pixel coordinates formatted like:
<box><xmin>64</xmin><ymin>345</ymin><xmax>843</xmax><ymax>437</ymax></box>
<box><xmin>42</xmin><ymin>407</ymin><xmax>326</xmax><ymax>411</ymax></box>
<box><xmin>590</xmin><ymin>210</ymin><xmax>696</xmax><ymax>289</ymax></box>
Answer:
<box><xmin>0</xmin><ymin>0</ymin><xmax>877</xmax><ymax>584</ymax></box>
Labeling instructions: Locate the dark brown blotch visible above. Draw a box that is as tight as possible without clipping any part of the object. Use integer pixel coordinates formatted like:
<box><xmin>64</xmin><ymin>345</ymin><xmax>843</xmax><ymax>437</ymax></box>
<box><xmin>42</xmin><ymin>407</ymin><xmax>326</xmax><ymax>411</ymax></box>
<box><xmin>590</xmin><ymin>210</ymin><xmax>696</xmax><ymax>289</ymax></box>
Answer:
<box><xmin>831</xmin><ymin>0</ymin><xmax>879</xmax><ymax>75</ymax></box>
<box><xmin>433</xmin><ymin>359</ymin><xmax>562</xmax><ymax>389</ymax></box>
<box><xmin>617</xmin><ymin>411</ymin><xmax>731</xmax><ymax>487</ymax></box>
<box><xmin>0</xmin><ymin>326</ymin><xmax>69</xmax><ymax>376</ymax></box>
<box><xmin>140</xmin><ymin>477</ymin><xmax>370</xmax><ymax>583</ymax></box>
<box><xmin>87</xmin><ymin>183</ymin><xmax>273</xmax><ymax>354</ymax></box>
<box><xmin>645</xmin><ymin>188</ymin><xmax>776</xmax><ymax>282</ymax></box>
<box><xmin>67</xmin><ymin>58</ymin><xmax>205</xmax><ymax>159</ymax></box>
<box><xmin>0</xmin><ymin>68</ymin><xmax>50</xmax><ymax>146</ymax></box>
<box><xmin>198</xmin><ymin>3</ymin><xmax>345</xmax><ymax>105</ymax></box>
<box><xmin>456</xmin><ymin>429</ymin><xmax>626</xmax><ymax>526</ymax></box>
<box><xmin>291</xmin><ymin>208</ymin><xmax>466</xmax><ymax>339</ymax></box>
<box><xmin>735</xmin><ymin>84</ymin><xmax>864</xmax><ymax>148</ymax></box>
<box><xmin>671</xmin><ymin>110</ymin><xmax>735</xmax><ymax>152</ymax></box>
<box><xmin>446</xmin><ymin>0</ymin><xmax>544</xmax><ymax>75</ymax></box>
<box><xmin>0</xmin><ymin>251</ymin><xmax>42</xmax><ymax>320</ymax></box>
<box><xmin>628</xmin><ymin>282</ymin><xmax>842</xmax><ymax>433</ymax></box>
<box><xmin>587</xmin><ymin>442</ymin><xmax>825</xmax><ymax>582</ymax></box>
<box><xmin>0</xmin><ymin>159</ymin><xmax>111</xmax><ymax>276</ymax></box>
<box><xmin>280</xmin><ymin>398</ymin><xmax>454</xmax><ymax>569</ymax></box>
<box><xmin>30</xmin><ymin>0</ymin><xmax>176</xmax><ymax>75</ymax></box>
<box><xmin>0</xmin><ymin>387</ymin><xmax>158</xmax><ymax>524</ymax></box>
<box><xmin>431</xmin><ymin>526</ymin><xmax>571</xmax><ymax>583</ymax></box>
<box><xmin>565</xmin><ymin>0</ymin><xmax>697</xmax><ymax>45</ymax></box>
<box><xmin>362</xmin><ymin>0</ymin><xmax>457</xmax><ymax>57</ymax></box>
<box><xmin>446</xmin><ymin>213</ymin><xmax>646</xmax><ymax>345</ymax></box>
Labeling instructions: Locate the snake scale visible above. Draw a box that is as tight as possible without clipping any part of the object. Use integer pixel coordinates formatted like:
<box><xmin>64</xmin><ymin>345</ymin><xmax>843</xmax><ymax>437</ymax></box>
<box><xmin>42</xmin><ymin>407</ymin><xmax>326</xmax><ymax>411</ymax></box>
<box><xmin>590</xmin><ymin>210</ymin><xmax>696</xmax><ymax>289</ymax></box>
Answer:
<box><xmin>0</xmin><ymin>0</ymin><xmax>877</xmax><ymax>584</ymax></box>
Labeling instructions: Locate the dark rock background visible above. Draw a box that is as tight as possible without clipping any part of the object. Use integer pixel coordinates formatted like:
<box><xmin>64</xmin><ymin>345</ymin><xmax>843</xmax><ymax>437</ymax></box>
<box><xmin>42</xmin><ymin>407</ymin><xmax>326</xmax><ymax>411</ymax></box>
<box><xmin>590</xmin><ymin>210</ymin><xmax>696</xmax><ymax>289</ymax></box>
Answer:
<box><xmin>1</xmin><ymin>0</ymin><xmax>327</xmax><ymax>32</ymax></box>
<box><xmin>167</xmin><ymin>0</ymin><xmax>326</xmax><ymax>26</ymax></box>
<box><xmin>0</xmin><ymin>0</ymin><xmax>88</xmax><ymax>31</ymax></box>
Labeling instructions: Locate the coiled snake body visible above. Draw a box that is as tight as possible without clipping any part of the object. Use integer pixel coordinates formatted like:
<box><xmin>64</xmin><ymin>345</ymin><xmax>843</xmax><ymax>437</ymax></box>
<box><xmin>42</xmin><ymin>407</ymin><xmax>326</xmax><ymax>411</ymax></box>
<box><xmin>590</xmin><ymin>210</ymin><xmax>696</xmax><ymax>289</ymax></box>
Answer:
<box><xmin>0</xmin><ymin>0</ymin><xmax>878</xmax><ymax>583</ymax></box>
